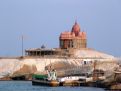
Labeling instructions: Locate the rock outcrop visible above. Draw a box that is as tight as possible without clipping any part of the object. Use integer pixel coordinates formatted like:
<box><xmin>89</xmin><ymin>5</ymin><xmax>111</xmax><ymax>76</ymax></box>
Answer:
<box><xmin>0</xmin><ymin>57</ymin><xmax>118</xmax><ymax>80</ymax></box>
<box><xmin>11</xmin><ymin>64</ymin><xmax>37</xmax><ymax>77</ymax></box>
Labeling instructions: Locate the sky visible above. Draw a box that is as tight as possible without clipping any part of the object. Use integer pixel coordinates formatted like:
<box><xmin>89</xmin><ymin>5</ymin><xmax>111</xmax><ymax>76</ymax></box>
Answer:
<box><xmin>0</xmin><ymin>0</ymin><xmax>121</xmax><ymax>57</ymax></box>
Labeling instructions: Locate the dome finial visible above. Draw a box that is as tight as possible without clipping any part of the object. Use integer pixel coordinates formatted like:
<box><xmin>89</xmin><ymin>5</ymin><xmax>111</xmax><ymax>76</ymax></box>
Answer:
<box><xmin>71</xmin><ymin>20</ymin><xmax>80</xmax><ymax>36</ymax></box>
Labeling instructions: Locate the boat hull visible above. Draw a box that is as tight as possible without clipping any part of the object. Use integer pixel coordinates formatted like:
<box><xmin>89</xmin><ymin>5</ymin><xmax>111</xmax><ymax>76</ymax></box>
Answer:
<box><xmin>32</xmin><ymin>79</ymin><xmax>59</xmax><ymax>87</ymax></box>
<box><xmin>59</xmin><ymin>80</ymin><xmax>80</xmax><ymax>86</ymax></box>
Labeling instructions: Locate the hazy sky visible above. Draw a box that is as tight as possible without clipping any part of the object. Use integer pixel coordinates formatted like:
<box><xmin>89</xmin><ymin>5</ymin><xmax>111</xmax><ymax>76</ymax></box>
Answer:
<box><xmin>0</xmin><ymin>0</ymin><xmax>121</xmax><ymax>57</ymax></box>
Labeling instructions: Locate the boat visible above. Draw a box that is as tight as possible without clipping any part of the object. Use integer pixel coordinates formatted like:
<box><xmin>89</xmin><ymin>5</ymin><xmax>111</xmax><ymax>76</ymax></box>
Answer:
<box><xmin>58</xmin><ymin>74</ymin><xmax>93</xmax><ymax>86</ymax></box>
<box><xmin>32</xmin><ymin>70</ymin><xmax>59</xmax><ymax>87</ymax></box>
<box><xmin>58</xmin><ymin>76</ymin><xmax>81</xmax><ymax>86</ymax></box>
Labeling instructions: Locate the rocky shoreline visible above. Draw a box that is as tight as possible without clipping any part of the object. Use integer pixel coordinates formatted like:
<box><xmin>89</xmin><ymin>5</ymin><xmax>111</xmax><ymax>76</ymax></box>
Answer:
<box><xmin>0</xmin><ymin>69</ymin><xmax>121</xmax><ymax>90</ymax></box>
<box><xmin>0</xmin><ymin>57</ymin><xmax>120</xmax><ymax>90</ymax></box>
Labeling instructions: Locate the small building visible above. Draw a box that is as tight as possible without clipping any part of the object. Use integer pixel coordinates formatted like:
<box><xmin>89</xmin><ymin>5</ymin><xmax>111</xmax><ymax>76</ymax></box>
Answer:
<box><xmin>25</xmin><ymin>48</ymin><xmax>61</xmax><ymax>57</ymax></box>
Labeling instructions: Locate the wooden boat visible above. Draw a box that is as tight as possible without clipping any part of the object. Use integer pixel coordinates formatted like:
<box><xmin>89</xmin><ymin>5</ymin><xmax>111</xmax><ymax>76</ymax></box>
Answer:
<box><xmin>32</xmin><ymin>79</ymin><xmax>59</xmax><ymax>87</ymax></box>
<box><xmin>32</xmin><ymin>74</ymin><xmax>59</xmax><ymax>87</ymax></box>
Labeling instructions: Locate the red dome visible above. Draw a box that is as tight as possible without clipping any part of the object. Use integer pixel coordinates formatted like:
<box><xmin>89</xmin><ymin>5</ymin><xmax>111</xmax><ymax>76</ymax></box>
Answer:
<box><xmin>71</xmin><ymin>21</ymin><xmax>81</xmax><ymax>36</ymax></box>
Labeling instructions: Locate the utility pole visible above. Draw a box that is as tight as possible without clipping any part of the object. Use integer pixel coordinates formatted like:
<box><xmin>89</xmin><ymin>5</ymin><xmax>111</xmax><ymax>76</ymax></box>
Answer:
<box><xmin>21</xmin><ymin>35</ymin><xmax>24</xmax><ymax>57</ymax></box>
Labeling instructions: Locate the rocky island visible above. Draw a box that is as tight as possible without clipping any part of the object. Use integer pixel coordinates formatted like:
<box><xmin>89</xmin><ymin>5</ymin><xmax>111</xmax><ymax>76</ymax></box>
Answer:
<box><xmin>0</xmin><ymin>22</ymin><xmax>120</xmax><ymax>89</ymax></box>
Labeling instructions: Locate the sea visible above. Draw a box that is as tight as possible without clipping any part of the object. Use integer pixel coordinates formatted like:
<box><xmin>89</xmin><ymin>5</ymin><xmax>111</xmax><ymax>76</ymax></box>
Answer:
<box><xmin>0</xmin><ymin>81</ymin><xmax>106</xmax><ymax>91</ymax></box>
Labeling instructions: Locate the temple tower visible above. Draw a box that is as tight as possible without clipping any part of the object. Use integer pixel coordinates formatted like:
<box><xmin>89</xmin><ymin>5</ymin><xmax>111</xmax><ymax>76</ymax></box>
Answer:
<box><xmin>59</xmin><ymin>22</ymin><xmax>87</xmax><ymax>49</ymax></box>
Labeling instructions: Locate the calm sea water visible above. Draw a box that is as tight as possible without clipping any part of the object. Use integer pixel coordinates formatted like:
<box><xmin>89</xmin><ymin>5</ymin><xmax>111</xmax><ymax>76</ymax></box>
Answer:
<box><xmin>0</xmin><ymin>81</ymin><xmax>105</xmax><ymax>91</ymax></box>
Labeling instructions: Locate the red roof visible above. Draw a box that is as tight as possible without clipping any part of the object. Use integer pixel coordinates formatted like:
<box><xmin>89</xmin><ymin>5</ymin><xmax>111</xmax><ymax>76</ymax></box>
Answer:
<box><xmin>60</xmin><ymin>22</ymin><xmax>86</xmax><ymax>39</ymax></box>
<box><xmin>60</xmin><ymin>31</ymin><xmax>73</xmax><ymax>39</ymax></box>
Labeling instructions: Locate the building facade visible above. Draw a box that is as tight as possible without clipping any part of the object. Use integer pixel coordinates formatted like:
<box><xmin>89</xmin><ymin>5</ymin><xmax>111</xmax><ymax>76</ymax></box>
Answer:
<box><xmin>59</xmin><ymin>22</ymin><xmax>87</xmax><ymax>49</ymax></box>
